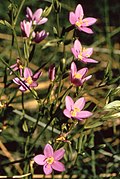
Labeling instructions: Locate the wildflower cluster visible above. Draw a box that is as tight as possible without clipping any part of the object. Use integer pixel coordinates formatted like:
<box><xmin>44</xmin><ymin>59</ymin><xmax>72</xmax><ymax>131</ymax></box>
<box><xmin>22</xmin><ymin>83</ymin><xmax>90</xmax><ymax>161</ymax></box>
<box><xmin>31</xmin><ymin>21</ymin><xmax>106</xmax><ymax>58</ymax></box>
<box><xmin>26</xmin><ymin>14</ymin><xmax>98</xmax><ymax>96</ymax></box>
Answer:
<box><xmin>2</xmin><ymin>2</ymin><xmax>98</xmax><ymax>177</ymax></box>
<box><xmin>33</xmin><ymin>4</ymin><xmax>97</xmax><ymax>175</ymax></box>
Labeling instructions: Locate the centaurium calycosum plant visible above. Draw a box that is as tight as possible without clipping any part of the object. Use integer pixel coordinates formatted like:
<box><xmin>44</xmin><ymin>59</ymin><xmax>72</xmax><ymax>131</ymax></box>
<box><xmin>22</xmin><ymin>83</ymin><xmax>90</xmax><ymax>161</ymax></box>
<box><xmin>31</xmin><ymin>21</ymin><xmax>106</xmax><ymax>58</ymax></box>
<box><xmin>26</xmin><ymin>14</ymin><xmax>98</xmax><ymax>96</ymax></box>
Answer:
<box><xmin>1</xmin><ymin>1</ymin><xmax>119</xmax><ymax>179</ymax></box>
<box><xmin>0</xmin><ymin>1</ymin><xmax>98</xmax><ymax>177</ymax></box>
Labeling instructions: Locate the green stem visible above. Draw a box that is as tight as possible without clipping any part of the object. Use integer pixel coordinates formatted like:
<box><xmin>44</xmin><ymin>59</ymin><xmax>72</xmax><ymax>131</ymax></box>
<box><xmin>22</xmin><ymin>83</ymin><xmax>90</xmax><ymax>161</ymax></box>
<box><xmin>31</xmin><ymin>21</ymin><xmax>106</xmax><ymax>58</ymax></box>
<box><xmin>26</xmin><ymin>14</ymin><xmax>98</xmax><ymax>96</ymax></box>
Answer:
<box><xmin>13</xmin><ymin>0</ymin><xmax>26</xmax><ymax>27</ymax></box>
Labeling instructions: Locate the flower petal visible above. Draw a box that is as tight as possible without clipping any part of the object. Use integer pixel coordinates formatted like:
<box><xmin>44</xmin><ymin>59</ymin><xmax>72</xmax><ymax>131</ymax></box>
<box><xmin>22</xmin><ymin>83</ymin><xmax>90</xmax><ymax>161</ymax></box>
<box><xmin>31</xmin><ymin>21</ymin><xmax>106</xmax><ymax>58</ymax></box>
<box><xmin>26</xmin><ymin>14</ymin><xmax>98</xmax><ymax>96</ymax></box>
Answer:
<box><xmin>82</xmin><ymin>48</ymin><xmax>93</xmax><ymax>57</ymax></box>
<box><xmin>71</xmin><ymin>62</ymin><xmax>77</xmax><ymax>77</ymax></box>
<box><xmin>63</xmin><ymin>109</ymin><xmax>72</xmax><ymax>118</ymax></box>
<box><xmin>82</xmin><ymin>18</ymin><xmax>97</xmax><ymax>26</ymax></box>
<box><xmin>82</xmin><ymin>58</ymin><xmax>98</xmax><ymax>63</ymax></box>
<box><xmin>33</xmin><ymin>71</ymin><xmax>42</xmax><ymax>81</ymax></box>
<box><xmin>26</xmin><ymin>7</ymin><xmax>33</xmax><ymax>20</ymax></box>
<box><xmin>69</xmin><ymin>12</ymin><xmax>77</xmax><ymax>25</ymax></box>
<box><xmin>65</xmin><ymin>96</ymin><xmax>74</xmax><ymax>111</ymax></box>
<box><xmin>43</xmin><ymin>163</ymin><xmax>53</xmax><ymax>175</ymax></box>
<box><xmin>37</xmin><ymin>17</ymin><xmax>48</xmax><ymax>25</ymax></box>
<box><xmin>74</xmin><ymin>39</ymin><xmax>82</xmax><ymax>52</ymax></box>
<box><xmin>77</xmin><ymin>68</ymin><xmax>88</xmax><ymax>77</ymax></box>
<box><xmin>74</xmin><ymin>97</ymin><xmax>85</xmax><ymax>110</ymax></box>
<box><xmin>75</xmin><ymin>4</ymin><xmax>84</xmax><ymax>20</ymax></box>
<box><xmin>79</xmin><ymin>27</ymin><xmax>94</xmax><ymax>34</ymax></box>
<box><xmin>53</xmin><ymin>148</ymin><xmax>65</xmax><ymax>161</ymax></box>
<box><xmin>13</xmin><ymin>77</ymin><xmax>21</xmax><ymax>85</ymax></box>
<box><xmin>29</xmin><ymin>81</ymin><xmax>38</xmax><ymax>87</ymax></box>
<box><xmin>52</xmin><ymin>161</ymin><xmax>65</xmax><ymax>172</ymax></box>
<box><xmin>33</xmin><ymin>8</ymin><xmax>42</xmax><ymax>20</ymax></box>
<box><xmin>77</xmin><ymin>111</ymin><xmax>93</xmax><ymax>119</ymax></box>
<box><xmin>44</xmin><ymin>144</ymin><xmax>53</xmax><ymax>158</ymax></box>
<box><xmin>34</xmin><ymin>154</ymin><xmax>46</xmax><ymax>165</ymax></box>
<box><xmin>24</xmin><ymin>67</ymin><xmax>33</xmax><ymax>78</ymax></box>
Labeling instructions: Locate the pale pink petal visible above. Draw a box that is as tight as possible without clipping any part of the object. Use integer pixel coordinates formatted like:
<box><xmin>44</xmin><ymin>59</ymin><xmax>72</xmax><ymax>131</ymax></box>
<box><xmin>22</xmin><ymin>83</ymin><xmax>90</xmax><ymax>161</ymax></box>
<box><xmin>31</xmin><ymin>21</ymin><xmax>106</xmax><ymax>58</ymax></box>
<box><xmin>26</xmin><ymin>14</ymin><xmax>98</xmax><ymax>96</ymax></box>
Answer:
<box><xmin>74</xmin><ymin>39</ymin><xmax>82</xmax><ymax>51</ymax></box>
<box><xmin>82</xmin><ymin>75</ymin><xmax>92</xmax><ymax>83</ymax></box>
<box><xmin>13</xmin><ymin>77</ymin><xmax>21</xmax><ymax>85</ymax></box>
<box><xmin>37</xmin><ymin>17</ymin><xmax>48</xmax><ymax>25</ymax></box>
<box><xmin>74</xmin><ymin>97</ymin><xmax>85</xmax><ymax>110</ymax></box>
<box><xmin>24</xmin><ymin>67</ymin><xmax>33</xmax><ymax>78</ymax></box>
<box><xmin>76</xmin><ymin>111</ymin><xmax>93</xmax><ymax>119</ymax></box>
<box><xmin>75</xmin><ymin>4</ymin><xmax>84</xmax><ymax>20</ymax></box>
<box><xmin>34</xmin><ymin>154</ymin><xmax>46</xmax><ymax>165</ymax></box>
<box><xmin>26</xmin><ymin>7</ymin><xmax>33</xmax><ymax>20</ymax></box>
<box><xmin>71</xmin><ymin>47</ymin><xmax>78</xmax><ymax>58</ymax></box>
<box><xmin>44</xmin><ymin>144</ymin><xmax>53</xmax><ymax>158</ymax></box>
<box><xmin>19</xmin><ymin>85</ymin><xmax>27</xmax><ymax>92</ymax></box>
<box><xmin>82</xmin><ymin>58</ymin><xmax>98</xmax><ymax>63</ymax></box>
<box><xmin>52</xmin><ymin>161</ymin><xmax>65</xmax><ymax>172</ymax></box>
<box><xmin>25</xmin><ymin>21</ymin><xmax>32</xmax><ymax>37</ymax></box>
<box><xmin>43</xmin><ymin>163</ymin><xmax>53</xmax><ymax>175</ymax></box>
<box><xmin>82</xmin><ymin>18</ymin><xmax>97</xmax><ymax>26</ymax></box>
<box><xmin>77</xmin><ymin>68</ymin><xmax>88</xmax><ymax>77</ymax></box>
<box><xmin>82</xmin><ymin>48</ymin><xmax>93</xmax><ymax>57</ymax></box>
<box><xmin>65</xmin><ymin>96</ymin><xmax>74</xmax><ymax>111</ymax></box>
<box><xmin>71</xmin><ymin>62</ymin><xmax>77</xmax><ymax>76</ymax></box>
<box><xmin>33</xmin><ymin>71</ymin><xmax>42</xmax><ymax>81</ymax></box>
<box><xmin>79</xmin><ymin>27</ymin><xmax>94</xmax><ymax>34</ymax></box>
<box><xmin>69</xmin><ymin>12</ymin><xmax>77</xmax><ymax>25</ymax></box>
<box><xmin>63</xmin><ymin>109</ymin><xmax>71</xmax><ymax>118</ymax></box>
<box><xmin>10</xmin><ymin>63</ymin><xmax>17</xmax><ymax>69</ymax></box>
<box><xmin>30</xmin><ymin>81</ymin><xmax>38</xmax><ymax>87</ymax></box>
<box><xmin>33</xmin><ymin>8</ymin><xmax>43</xmax><ymax>20</ymax></box>
<box><xmin>53</xmin><ymin>148</ymin><xmax>65</xmax><ymax>161</ymax></box>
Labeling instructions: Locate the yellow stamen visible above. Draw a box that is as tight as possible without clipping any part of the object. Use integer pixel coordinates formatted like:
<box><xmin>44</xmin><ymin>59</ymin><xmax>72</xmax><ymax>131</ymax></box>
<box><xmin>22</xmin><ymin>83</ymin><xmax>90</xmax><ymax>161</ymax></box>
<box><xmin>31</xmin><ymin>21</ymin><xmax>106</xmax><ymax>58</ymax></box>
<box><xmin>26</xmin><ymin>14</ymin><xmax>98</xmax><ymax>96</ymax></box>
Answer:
<box><xmin>46</xmin><ymin>157</ymin><xmax>54</xmax><ymax>164</ymax></box>
<box><xmin>74</xmin><ymin>73</ymin><xmax>82</xmax><ymax>79</ymax></box>
<box><xmin>26</xmin><ymin>76</ymin><xmax>33</xmax><ymax>85</ymax></box>
<box><xmin>75</xmin><ymin>18</ymin><xmax>83</xmax><ymax>27</ymax></box>
<box><xmin>71</xmin><ymin>107</ymin><xmax>80</xmax><ymax>117</ymax></box>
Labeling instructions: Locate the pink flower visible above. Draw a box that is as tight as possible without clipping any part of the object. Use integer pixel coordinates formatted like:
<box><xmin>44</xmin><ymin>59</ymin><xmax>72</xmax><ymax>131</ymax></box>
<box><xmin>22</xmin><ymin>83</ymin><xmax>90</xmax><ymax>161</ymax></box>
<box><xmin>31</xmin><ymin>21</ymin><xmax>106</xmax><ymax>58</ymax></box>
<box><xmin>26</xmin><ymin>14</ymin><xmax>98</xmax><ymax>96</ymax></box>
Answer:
<box><xmin>48</xmin><ymin>64</ymin><xmax>55</xmax><ymax>81</ymax></box>
<box><xmin>69</xmin><ymin>4</ymin><xmax>97</xmax><ymax>34</ymax></box>
<box><xmin>63</xmin><ymin>96</ymin><xmax>92</xmax><ymax>120</ymax></box>
<box><xmin>70</xmin><ymin>62</ymin><xmax>92</xmax><ymax>86</ymax></box>
<box><xmin>34</xmin><ymin>144</ymin><xmax>65</xmax><ymax>175</ymax></box>
<box><xmin>32</xmin><ymin>30</ymin><xmax>49</xmax><ymax>43</ymax></box>
<box><xmin>9</xmin><ymin>59</ymin><xmax>23</xmax><ymax>76</ymax></box>
<box><xmin>71</xmin><ymin>39</ymin><xmax>98</xmax><ymax>63</ymax></box>
<box><xmin>13</xmin><ymin>67</ymin><xmax>42</xmax><ymax>92</ymax></box>
<box><xmin>26</xmin><ymin>7</ymin><xmax>48</xmax><ymax>25</ymax></box>
<box><xmin>20</xmin><ymin>20</ymin><xmax>32</xmax><ymax>37</ymax></box>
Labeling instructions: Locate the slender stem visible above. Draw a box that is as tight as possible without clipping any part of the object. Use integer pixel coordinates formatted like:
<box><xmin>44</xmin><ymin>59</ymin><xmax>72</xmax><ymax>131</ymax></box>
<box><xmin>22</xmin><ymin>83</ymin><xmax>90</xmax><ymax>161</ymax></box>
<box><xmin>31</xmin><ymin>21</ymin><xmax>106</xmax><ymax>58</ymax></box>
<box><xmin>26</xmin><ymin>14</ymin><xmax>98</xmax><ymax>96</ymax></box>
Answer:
<box><xmin>28</xmin><ymin>116</ymin><xmax>56</xmax><ymax>154</ymax></box>
<box><xmin>56</xmin><ymin>12</ymin><xmax>60</xmax><ymax>37</ymax></box>
<box><xmin>13</xmin><ymin>0</ymin><xmax>26</xmax><ymax>27</ymax></box>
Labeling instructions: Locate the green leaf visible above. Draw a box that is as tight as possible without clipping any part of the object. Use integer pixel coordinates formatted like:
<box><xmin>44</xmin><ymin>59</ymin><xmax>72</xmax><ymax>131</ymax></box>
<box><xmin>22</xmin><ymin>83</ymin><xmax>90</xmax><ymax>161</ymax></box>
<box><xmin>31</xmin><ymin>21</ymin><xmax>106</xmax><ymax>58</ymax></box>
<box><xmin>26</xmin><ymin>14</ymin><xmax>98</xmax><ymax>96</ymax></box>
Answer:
<box><xmin>22</xmin><ymin>120</ymin><xmax>28</xmax><ymax>132</ymax></box>
<box><xmin>104</xmin><ymin>100</ymin><xmax>120</xmax><ymax>110</ymax></box>
<box><xmin>84</xmin><ymin>121</ymin><xmax>103</xmax><ymax>129</ymax></box>
<box><xmin>43</xmin><ymin>4</ymin><xmax>53</xmax><ymax>17</ymax></box>
<box><xmin>0</xmin><ymin>20</ymin><xmax>12</xmax><ymax>29</ymax></box>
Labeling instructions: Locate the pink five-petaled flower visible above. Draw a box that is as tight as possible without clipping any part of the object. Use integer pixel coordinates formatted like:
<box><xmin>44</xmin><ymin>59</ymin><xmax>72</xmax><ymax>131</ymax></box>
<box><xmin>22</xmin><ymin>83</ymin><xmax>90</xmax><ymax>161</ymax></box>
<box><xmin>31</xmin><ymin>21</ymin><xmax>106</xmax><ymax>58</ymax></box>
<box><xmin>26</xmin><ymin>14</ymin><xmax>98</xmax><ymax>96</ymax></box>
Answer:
<box><xmin>71</xmin><ymin>39</ymin><xmax>98</xmax><ymax>63</ymax></box>
<box><xmin>13</xmin><ymin>67</ymin><xmax>42</xmax><ymax>92</ymax></box>
<box><xmin>34</xmin><ymin>144</ymin><xmax>65</xmax><ymax>175</ymax></box>
<box><xmin>69</xmin><ymin>4</ymin><xmax>97</xmax><ymax>34</ymax></box>
<box><xmin>20</xmin><ymin>20</ymin><xmax>32</xmax><ymax>37</ymax></box>
<box><xmin>32</xmin><ymin>30</ymin><xmax>49</xmax><ymax>43</ymax></box>
<box><xmin>63</xmin><ymin>96</ymin><xmax>92</xmax><ymax>120</ymax></box>
<box><xmin>9</xmin><ymin>58</ymin><xmax>23</xmax><ymax>76</ymax></box>
<box><xmin>26</xmin><ymin>7</ymin><xmax>48</xmax><ymax>25</ymax></box>
<box><xmin>70</xmin><ymin>62</ymin><xmax>92</xmax><ymax>86</ymax></box>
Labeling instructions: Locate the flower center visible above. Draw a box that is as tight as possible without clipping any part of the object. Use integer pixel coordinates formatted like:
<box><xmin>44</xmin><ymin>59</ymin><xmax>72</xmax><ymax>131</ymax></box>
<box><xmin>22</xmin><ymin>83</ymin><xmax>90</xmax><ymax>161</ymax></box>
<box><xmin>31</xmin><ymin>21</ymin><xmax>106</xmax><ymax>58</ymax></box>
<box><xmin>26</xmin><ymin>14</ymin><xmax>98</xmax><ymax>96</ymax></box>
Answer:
<box><xmin>74</xmin><ymin>73</ymin><xmax>82</xmax><ymax>79</ymax></box>
<box><xmin>71</xmin><ymin>107</ymin><xmax>80</xmax><ymax>117</ymax></box>
<box><xmin>26</xmin><ymin>76</ymin><xmax>33</xmax><ymax>85</ymax></box>
<box><xmin>46</xmin><ymin>157</ymin><xmax>54</xmax><ymax>164</ymax></box>
<box><xmin>75</xmin><ymin>18</ymin><xmax>83</xmax><ymax>27</ymax></box>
